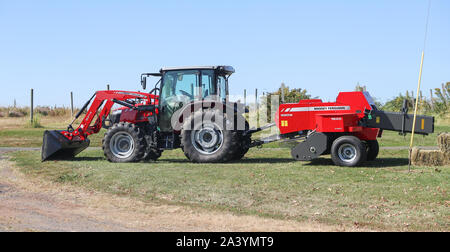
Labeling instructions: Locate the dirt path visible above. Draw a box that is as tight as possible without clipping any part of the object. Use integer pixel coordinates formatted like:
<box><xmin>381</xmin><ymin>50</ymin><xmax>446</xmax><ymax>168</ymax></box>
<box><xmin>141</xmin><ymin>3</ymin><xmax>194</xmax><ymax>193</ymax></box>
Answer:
<box><xmin>0</xmin><ymin>149</ymin><xmax>368</xmax><ymax>232</ymax></box>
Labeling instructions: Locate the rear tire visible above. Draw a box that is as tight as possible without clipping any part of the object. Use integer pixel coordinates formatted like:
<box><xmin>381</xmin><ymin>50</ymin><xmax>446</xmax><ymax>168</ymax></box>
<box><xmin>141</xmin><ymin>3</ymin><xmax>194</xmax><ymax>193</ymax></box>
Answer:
<box><xmin>180</xmin><ymin>110</ymin><xmax>239</xmax><ymax>163</ymax></box>
<box><xmin>231</xmin><ymin>120</ymin><xmax>251</xmax><ymax>161</ymax></box>
<box><xmin>102</xmin><ymin>122</ymin><xmax>146</xmax><ymax>162</ymax></box>
<box><xmin>331</xmin><ymin>136</ymin><xmax>367</xmax><ymax>167</ymax></box>
<box><xmin>365</xmin><ymin>140</ymin><xmax>379</xmax><ymax>161</ymax></box>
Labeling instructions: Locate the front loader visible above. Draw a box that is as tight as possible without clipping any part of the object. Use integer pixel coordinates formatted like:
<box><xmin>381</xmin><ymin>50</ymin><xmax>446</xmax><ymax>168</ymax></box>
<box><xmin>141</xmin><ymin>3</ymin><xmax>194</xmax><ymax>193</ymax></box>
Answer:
<box><xmin>41</xmin><ymin>90</ymin><xmax>157</xmax><ymax>161</ymax></box>
<box><xmin>42</xmin><ymin>66</ymin><xmax>435</xmax><ymax>167</ymax></box>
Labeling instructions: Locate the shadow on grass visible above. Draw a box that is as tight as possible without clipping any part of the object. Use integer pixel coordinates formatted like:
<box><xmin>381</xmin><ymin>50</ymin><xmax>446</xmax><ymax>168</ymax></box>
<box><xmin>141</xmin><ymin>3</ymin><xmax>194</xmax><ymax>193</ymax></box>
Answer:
<box><xmin>306</xmin><ymin>157</ymin><xmax>409</xmax><ymax>167</ymax></box>
<box><xmin>68</xmin><ymin>156</ymin><xmax>409</xmax><ymax>167</ymax></box>
<box><xmin>70</xmin><ymin>156</ymin><xmax>105</xmax><ymax>161</ymax></box>
<box><xmin>158</xmin><ymin>157</ymin><xmax>295</xmax><ymax>164</ymax></box>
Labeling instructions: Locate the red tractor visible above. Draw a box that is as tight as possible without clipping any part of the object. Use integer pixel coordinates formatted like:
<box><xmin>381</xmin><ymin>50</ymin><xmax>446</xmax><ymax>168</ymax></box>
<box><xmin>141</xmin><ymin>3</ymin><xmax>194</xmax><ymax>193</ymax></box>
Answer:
<box><xmin>42</xmin><ymin>66</ymin><xmax>434</xmax><ymax>167</ymax></box>
<box><xmin>42</xmin><ymin>66</ymin><xmax>250</xmax><ymax>163</ymax></box>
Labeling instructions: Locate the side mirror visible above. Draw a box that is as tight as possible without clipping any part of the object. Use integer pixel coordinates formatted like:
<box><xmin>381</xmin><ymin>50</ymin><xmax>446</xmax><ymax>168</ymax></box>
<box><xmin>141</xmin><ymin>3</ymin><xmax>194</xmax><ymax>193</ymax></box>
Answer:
<box><xmin>141</xmin><ymin>76</ymin><xmax>147</xmax><ymax>90</ymax></box>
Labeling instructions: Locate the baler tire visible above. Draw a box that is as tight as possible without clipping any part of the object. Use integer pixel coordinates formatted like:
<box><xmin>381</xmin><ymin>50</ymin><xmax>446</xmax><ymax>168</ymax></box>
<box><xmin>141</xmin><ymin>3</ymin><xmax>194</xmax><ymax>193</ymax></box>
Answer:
<box><xmin>180</xmin><ymin>110</ymin><xmax>238</xmax><ymax>163</ymax></box>
<box><xmin>102</xmin><ymin>122</ymin><xmax>146</xmax><ymax>163</ymax></box>
<box><xmin>365</xmin><ymin>140</ymin><xmax>379</xmax><ymax>161</ymax></box>
<box><xmin>331</xmin><ymin>136</ymin><xmax>367</xmax><ymax>167</ymax></box>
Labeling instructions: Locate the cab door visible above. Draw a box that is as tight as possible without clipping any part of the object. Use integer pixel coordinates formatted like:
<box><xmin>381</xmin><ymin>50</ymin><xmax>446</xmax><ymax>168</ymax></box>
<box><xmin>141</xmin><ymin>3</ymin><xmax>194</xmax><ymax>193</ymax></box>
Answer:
<box><xmin>159</xmin><ymin>70</ymin><xmax>200</xmax><ymax>132</ymax></box>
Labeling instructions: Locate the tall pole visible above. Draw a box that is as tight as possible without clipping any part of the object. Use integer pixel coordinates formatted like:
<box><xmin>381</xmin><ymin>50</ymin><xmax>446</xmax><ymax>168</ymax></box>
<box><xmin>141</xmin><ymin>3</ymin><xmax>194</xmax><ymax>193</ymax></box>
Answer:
<box><xmin>409</xmin><ymin>0</ymin><xmax>431</xmax><ymax>171</ymax></box>
<box><xmin>107</xmin><ymin>84</ymin><xmax>110</xmax><ymax>90</ymax></box>
<box><xmin>243</xmin><ymin>89</ymin><xmax>247</xmax><ymax>107</ymax></box>
<box><xmin>30</xmin><ymin>88</ymin><xmax>34</xmax><ymax>123</ymax></box>
<box><xmin>281</xmin><ymin>82</ymin><xmax>285</xmax><ymax>103</ymax></box>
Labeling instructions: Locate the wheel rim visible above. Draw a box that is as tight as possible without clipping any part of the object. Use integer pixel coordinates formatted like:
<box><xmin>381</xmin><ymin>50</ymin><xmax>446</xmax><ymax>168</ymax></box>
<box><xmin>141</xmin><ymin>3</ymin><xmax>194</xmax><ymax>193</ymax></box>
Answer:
<box><xmin>191</xmin><ymin>123</ymin><xmax>224</xmax><ymax>155</ymax></box>
<box><xmin>338</xmin><ymin>143</ymin><xmax>357</xmax><ymax>163</ymax></box>
<box><xmin>109</xmin><ymin>132</ymin><xmax>134</xmax><ymax>159</ymax></box>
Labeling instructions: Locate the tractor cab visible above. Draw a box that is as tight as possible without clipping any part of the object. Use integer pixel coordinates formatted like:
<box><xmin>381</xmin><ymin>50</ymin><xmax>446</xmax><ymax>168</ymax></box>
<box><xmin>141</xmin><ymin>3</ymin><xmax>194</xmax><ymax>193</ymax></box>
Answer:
<box><xmin>141</xmin><ymin>66</ymin><xmax>235</xmax><ymax>132</ymax></box>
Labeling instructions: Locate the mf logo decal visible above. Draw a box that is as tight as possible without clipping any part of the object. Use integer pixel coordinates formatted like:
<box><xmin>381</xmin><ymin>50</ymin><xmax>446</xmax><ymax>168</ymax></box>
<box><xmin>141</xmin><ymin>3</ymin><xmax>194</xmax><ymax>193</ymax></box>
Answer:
<box><xmin>288</xmin><ymin>106</ymin><xmax>350</xmax><ymax>112</ymax></box>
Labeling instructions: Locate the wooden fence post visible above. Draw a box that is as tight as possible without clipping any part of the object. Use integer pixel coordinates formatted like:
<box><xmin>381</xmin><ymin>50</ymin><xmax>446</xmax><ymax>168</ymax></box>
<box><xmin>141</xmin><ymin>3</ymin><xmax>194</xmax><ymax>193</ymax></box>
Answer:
<box><xmin>30</xmin><ymin>89</ymin><xmax>34</xmax><ymax>123</ymax></box>
<box><xmin>70</xmin><ymin>92</ymin><xmax>74</xmax><ymax>118</ymax></box>
<box><xmin>255</xmin><ymin>88</ymin><xmax>259</xmax><ymax>127</ymax></box>
<box><xmin>243</xmin><ymin>89</ymin><xmax>247</xmax><ymax>107</ymax></box>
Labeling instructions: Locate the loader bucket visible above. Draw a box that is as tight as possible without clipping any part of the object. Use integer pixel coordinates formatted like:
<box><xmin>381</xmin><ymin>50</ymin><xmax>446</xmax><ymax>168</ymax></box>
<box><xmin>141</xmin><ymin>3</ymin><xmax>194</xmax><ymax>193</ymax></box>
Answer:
<box><xmin>41</xmin><ymin>130</ymin><xmax>90</xmax><ymax>161</ymax></box>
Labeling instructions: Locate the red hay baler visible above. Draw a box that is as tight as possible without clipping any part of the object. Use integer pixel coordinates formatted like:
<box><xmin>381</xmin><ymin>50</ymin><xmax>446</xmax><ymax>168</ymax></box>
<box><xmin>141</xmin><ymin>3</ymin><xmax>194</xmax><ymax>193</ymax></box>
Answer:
<box><xmin>270</xmin><ymin>91</ymin><xmax>434</xmax><ymax>166</ymax></box>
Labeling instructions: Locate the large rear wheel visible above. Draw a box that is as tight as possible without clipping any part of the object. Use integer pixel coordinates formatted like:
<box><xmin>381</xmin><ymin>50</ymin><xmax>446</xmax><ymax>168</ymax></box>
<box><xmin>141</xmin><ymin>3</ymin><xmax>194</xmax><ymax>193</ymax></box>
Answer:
<box><xmin>102</xmin><ymin>122</ymin><xmax>146</xmax><ymax>162</ymax></box>
<box><xmin>231</xmin><ymin>120</ymin><xmax>251</xmax><ymax>160</ymax></box>
<box><xmin>180</xmin><ymin>110</ymin><xmax>239</xmax><ymax>163</ymax></box>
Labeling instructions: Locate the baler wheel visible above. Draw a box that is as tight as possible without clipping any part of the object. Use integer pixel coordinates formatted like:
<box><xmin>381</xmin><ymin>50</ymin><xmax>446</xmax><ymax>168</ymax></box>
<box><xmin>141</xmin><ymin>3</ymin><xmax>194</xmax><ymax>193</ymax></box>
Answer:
<box><xmin>331</xmin><ymin>136</ymin><xmax>367</xmax><ymax>167</ymax></box>
<box><xmin>365</xmin><ymin>140</ymin><xmax>379</xmax><ymax>161</ymax></box>
<box><xmin>102</xmin><ymin>122</ymin><xmax>146</xmax><ymax>162</ymax></box>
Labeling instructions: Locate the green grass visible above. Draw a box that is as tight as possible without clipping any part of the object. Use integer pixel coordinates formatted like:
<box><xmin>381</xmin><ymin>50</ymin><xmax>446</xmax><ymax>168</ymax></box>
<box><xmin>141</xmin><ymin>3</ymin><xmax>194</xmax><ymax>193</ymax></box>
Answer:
<box><xmin>378</xmin><ymin>125</ymin><xmax>450</xmax><ymax>147</ymax></box>
<box><xmin>10</xmin><ymin>148</ymin><xmax>449</xmax><ymax>231</ymax></box>
<box><xmin>0</xmin><ymin>127</ymin><xmax>106</xmax><ymax>147</ymax></box>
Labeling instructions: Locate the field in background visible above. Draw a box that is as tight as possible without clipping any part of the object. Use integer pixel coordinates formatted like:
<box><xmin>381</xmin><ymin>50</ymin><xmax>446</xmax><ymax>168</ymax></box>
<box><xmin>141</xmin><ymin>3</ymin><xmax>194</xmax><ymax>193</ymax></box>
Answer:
<box><xmin>10</xmin><ymin>148</ymin><xmax>449</xmax><ymax>231</ymax></box>
<box><xmin>0</xmin><ymin>112</ymin><xmax>448</xmax><ymax>148</ymax></box>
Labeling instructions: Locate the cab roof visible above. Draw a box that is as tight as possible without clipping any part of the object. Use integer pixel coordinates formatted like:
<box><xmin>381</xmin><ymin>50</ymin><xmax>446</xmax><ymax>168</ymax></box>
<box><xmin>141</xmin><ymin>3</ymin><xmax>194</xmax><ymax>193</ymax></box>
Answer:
<box><xmin>160</xmin><ymin>66</ymin><xmax>235</xmax><ymax>75</ymax></box>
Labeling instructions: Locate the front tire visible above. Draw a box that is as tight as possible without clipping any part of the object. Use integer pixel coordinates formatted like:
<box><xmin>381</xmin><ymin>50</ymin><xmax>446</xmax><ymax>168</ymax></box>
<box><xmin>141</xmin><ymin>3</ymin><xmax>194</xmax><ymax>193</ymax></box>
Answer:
<box><xmin>331</xmin><ymin>136</ymin><xmax>367</xmax><ymax>167</ymax></box>
<box><xmin>102</xmin><ymin>122</ymin><xmax>146</xmax><ymax>162</ymax></box>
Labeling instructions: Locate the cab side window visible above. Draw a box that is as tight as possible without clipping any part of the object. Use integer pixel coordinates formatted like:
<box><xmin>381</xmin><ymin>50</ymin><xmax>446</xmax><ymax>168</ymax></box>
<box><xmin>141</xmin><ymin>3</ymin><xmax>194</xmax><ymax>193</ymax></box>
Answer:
<box><xmin>201</xmin><ymin>70</ymin><xmax>216</xmax><ymax>99</ymax></box>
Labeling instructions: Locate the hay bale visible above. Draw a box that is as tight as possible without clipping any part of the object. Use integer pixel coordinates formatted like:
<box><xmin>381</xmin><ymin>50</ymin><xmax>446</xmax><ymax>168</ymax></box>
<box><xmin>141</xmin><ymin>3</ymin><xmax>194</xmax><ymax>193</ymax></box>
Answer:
<box><xmin>437</xmin><ymin>133</ymin><xmax>450</xmax><ymax>153</ymax></box>
<box><xmin>0</xmin><ymin>111</ymin><xmax>5</xmax><ymax>117</ymax></box>
<box><xmin>35</xmin><ymin>106</ymin><xmax>51</xmax><ymax>116</ymax></box>
<box><xmin>411</xmin><ymin>147</ymin><xmax>449</xmax><ymax>166</ymax></box>
<box><xmin>8</xmin><ymin>110</ymin><xmax>25</xmax><ymax>117</ymax></box>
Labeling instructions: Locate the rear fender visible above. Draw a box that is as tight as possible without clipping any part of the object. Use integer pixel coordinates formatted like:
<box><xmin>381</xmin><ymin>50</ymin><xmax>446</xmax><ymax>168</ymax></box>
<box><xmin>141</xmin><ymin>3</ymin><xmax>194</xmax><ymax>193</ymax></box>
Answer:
<box><xmin>170</xmin><ymin>100</ymin><xmax>246</xmax><ymax>132</ymax></box>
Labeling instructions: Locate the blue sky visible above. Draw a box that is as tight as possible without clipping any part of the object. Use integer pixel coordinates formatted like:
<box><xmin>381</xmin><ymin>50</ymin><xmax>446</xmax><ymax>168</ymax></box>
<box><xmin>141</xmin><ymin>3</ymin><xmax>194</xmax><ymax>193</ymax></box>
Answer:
<box><xmin>0</xmin><ymin>0</ymin><xmax>449</xmax><ymax>107</ymax></box>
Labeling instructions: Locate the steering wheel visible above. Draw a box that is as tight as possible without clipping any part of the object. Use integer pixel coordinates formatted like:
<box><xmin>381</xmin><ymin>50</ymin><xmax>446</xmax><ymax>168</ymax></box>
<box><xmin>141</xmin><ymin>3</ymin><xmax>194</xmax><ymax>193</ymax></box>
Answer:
<box><xmin>179</xmin><ymin>90</ymin><xmax>193</xmax><ymax>99</ymax></box>
<box><xmin>164</xmin><ymin>94</ymin><xmax>190</xmax><ymax>108</ymax></box>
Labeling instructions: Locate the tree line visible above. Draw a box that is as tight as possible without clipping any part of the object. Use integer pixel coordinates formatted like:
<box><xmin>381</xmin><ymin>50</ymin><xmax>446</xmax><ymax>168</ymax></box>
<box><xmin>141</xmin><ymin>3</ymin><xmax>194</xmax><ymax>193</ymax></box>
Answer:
<box><xmin>263</xmin><ymin>82</ymin><xmax>450</xmax><ymax>118</ymax></box>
